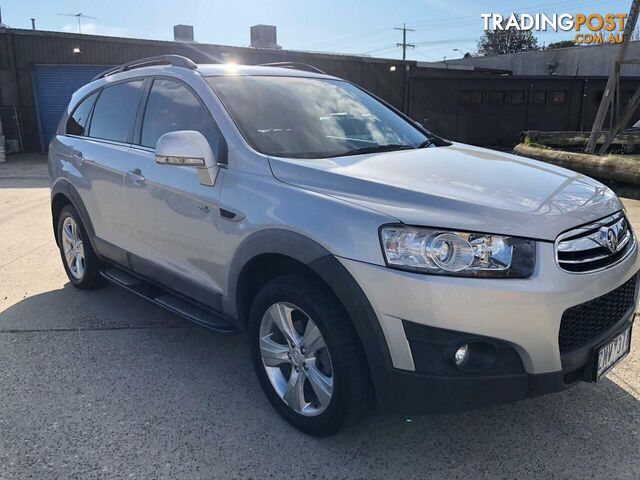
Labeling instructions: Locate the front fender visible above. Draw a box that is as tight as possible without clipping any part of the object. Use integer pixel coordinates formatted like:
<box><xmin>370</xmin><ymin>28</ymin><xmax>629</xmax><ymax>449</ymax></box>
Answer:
<box><xmin>225</xmin><ymin>228</ymin><xmax>331</xmax><ymax>318</ymax></box>
<box><xmin>225</xmin><ymin>228</ymin><xmax>393</xmax><ymax>400</ymax></box>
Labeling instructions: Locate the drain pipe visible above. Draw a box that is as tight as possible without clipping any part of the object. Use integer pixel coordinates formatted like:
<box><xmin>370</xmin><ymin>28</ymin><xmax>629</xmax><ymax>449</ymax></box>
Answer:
<box><xmin>0</xmin><ymin>118</ymin><xmax>5</xmax><ymax>163</ymax></box>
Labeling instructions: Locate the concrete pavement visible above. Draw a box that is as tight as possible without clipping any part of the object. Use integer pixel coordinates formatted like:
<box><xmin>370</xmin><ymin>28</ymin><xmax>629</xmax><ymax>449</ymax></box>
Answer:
<box><xmin>1</xmin><ymin>155</ymin><xmax>639</xmax><ymax>479</ymax></box>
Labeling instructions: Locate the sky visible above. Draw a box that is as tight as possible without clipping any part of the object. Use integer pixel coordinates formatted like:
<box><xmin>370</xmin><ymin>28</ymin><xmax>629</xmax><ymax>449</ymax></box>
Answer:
<box><xmin>1</xmin><ymin>0</ymin><xmax>632</xmax><ymax>61</ymax></box>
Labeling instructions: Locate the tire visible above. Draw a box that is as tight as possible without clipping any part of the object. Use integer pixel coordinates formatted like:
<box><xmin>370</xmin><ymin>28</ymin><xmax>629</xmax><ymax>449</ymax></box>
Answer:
<box><xmin>57</xmin><ymin>205</ymin><xmax>103</xmax><ymax>289</ymax></box>
<box><xmin>249</xmin><ymin>273</ymin><xmax>372</xmax><ymax>436</ymax></box>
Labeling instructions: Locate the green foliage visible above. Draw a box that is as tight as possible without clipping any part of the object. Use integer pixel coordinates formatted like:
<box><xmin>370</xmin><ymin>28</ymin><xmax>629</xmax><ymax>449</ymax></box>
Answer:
<box><xmin>522</xmin><ymin>136</ymin><xmax>553</xmax><ymax>150</ymax></box>
<box><xmin>478</xmin><ymin>14</ymin><xmax>539</xmax><ymax>55</ymax></box>
<box><xmin>547</xmin><ymin>40</ymin><xmax>577</xmax><ymax>50</ymax></box>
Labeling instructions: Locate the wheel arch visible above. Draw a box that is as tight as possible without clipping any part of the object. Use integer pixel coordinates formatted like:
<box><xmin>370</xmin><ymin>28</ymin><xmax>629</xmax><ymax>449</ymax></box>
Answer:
<box><xmin>228</xmin><ymin>229</ymin><xmax>330</xmax><ymax>325</ymax></box>
<box><xmin>50</xmin><ymin>179</ymin><xmax>97</xmax><ymax>251</ymax></box>
<box><xmin>228</xmin><ymin>229</ymin><xmax>393</xmax><ymax>397</ymax></box>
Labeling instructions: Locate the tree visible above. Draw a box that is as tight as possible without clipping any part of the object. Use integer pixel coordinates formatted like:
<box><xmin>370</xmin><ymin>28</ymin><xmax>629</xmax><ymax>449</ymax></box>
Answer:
<box><xmin>547</xmin><ymin>40</ymin><xmax>577</xmax><ymax>49</ymax></box>
<box><xmin>477</xmin><ymin>15</ymin><xmax>539</xmax><ymax>55</ymax></box>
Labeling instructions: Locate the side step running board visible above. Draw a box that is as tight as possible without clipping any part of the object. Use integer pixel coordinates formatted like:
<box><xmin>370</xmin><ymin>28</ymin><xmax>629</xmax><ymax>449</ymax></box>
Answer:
<box><xmin>100</xmin><ymin>267</ymin><xmax>239</xmax><ymax>334</ymax></box>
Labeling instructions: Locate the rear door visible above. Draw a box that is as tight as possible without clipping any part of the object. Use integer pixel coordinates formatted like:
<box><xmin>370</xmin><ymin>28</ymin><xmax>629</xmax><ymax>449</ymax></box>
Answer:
<box><xmin>124</xmin><ymin>77</ymin><xmax>227</xmax><ymax>305</ymax></box>
<box><xmin>70</xmin><ymin>79</ymin><xmax>146</xmax><ymax>252</ymax></box>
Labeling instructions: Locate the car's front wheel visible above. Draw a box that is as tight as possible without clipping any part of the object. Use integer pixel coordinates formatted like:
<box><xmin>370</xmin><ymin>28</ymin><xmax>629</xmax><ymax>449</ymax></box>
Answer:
<box><xmin>249</xmin><ymin>273</ymin><xmax>372</xmax><ymax>436</ymax></box>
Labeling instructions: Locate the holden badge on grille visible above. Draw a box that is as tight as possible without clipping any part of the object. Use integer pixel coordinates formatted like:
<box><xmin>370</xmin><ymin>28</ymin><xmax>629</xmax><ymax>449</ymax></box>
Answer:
<box><xmin>598</xmin><ymin>226</ymin><xmax>619</xmax><ymax>254</ymax></box>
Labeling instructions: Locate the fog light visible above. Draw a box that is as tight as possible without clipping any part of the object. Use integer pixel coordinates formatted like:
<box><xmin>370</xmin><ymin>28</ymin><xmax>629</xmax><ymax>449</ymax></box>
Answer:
<box><xmin>454</xmin><ymin>344</ymin><xmax>469</xmax><ymax>366</ymax></box>
<box><xmin>452</xmin><ymin>342</ymin><xmax>497</xmax><ymax>372</ymax></box>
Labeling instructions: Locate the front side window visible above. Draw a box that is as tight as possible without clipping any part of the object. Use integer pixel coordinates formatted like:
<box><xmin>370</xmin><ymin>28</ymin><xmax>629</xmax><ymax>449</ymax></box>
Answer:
<box><xmin>141</xmin><ymin>79</ymin><xmax>221</xmax><ymax>156</ymax></box>
<box><xmin>89</xmin><ymin>80</ymin><xmax>144</xmax><ymax>143</ymax></box>
<box><xmin>66</xmin><ymin>91</ymin><xmax>98</xmax><ymax>136</ymax></box>
<box><xmin>207</xmin><ymin>76</ymin><xmax>429</xmax><ymax>159</ymax></box>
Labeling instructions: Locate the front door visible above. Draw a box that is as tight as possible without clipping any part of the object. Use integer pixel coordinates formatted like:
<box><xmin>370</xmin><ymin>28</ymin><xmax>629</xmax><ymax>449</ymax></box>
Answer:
<box><xmin>123</xmin><ymin>78</ymin><xmax>227</xmax><ymax>307</ymax></box>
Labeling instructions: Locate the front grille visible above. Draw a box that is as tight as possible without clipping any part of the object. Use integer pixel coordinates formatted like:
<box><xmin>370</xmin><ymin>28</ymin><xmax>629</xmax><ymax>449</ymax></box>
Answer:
<box><xmin>556</xmin><ymin>211</ymin><xmax>635</xmax><ymax>273</ymax></box>
<box><xmin>559</xmin><ymin>275</ymin><xmax>637</xmax><ymax>354</ymax></box>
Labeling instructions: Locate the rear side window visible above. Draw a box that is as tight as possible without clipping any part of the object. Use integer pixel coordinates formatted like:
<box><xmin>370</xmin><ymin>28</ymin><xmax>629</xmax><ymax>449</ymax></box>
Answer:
<box><xmin>66</xmin><ymin>91</ymin><xmax>98</xmax><ymax>136</ymax></box>
<box><xmin>140</xmin><ymin>79</ymin><xmax>222</xmax><ymax>155</ymax></box>
<box><xmin>89</xmin><ymin>80</ymin><xmax>144</xmax><ymax>143</ymax></box>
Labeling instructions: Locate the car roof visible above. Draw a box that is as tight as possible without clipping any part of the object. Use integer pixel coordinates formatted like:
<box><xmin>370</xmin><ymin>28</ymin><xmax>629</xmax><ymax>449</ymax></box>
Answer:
<box><xmin>196</xmin><ymin>63</ymin><xmax>338</xmax><ymax>80</ymax></box>
<box><xmin>71</xmin><ymin>63</ymin><xmax>341</xmax><ymax>107</ymax></box>
<box><xmin>97</xmin><ymin>63</ymin><xmax>339</xmax><ymax>83</ymax></box>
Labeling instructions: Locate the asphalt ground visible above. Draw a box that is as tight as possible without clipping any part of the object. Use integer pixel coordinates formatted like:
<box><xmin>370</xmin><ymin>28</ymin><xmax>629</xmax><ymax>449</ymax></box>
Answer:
<box><xmin>1</xmin><ymin>155</ymin><xmax>639</xmax><ymax>479</ymax></box>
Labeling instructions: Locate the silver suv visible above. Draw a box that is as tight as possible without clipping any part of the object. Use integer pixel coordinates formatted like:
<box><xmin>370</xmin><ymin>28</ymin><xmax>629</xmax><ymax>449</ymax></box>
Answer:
<box><xmin>49</xmin><ymin>55</ymin><xmax>639</xmax><ymax>436</ymax></box>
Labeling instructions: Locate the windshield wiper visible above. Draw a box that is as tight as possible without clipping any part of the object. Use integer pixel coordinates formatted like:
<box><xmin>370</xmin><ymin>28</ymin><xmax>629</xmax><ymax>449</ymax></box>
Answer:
<box><xmin>418</xmin><ymin>138</ymin><xmax>432</xmax><ymax>148</ymax></box>
<box><xmin>327</xmin><ymin>144</ymin><xmax>414</xmax><ymax>158</ymax></box>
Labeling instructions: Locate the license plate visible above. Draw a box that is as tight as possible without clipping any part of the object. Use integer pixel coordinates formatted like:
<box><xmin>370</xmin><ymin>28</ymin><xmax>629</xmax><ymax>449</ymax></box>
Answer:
<box><xmin>596</xmin><ymin>326</ymin><xmax>632</xmax><ymax>380</ymax></box>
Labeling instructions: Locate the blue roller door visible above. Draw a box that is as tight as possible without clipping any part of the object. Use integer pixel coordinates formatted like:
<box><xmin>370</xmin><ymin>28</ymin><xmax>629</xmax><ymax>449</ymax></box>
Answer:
<box><xmin>32</xmin><ymin>65</ymin><xmax>111</xmax><ymax>151</ymax></box>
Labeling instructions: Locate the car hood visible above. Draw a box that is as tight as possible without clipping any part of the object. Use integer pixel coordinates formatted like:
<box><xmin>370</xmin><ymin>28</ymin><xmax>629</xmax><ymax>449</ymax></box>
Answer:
<box><xmin>268</xmin><ymin>143</ymin><xmax>623</xmax><ymax>241</ymax></box>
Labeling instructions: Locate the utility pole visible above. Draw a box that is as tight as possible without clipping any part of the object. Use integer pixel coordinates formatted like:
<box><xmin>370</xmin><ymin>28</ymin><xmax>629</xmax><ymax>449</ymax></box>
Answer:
<box><xmin>395</xmin><ymin>23</ymin><xmax>415</xmax><ymax>60</ymax></box>
<box><xmin>585</xmin><ymin>0</ymin><xmax>640</xmax><ymax>153</ymax></box>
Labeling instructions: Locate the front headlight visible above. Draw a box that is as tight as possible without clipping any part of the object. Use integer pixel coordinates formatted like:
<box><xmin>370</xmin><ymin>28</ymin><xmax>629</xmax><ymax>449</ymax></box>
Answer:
<box><xmin>380</xmin><ymin>225</ymin><xmax>535</xmax><ymax>278</ymax></box>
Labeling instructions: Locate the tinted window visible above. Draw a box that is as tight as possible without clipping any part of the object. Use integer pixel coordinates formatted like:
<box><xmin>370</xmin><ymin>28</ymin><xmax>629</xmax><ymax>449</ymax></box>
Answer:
<box><xmin>141</xmin><ymin>79</ymin><xmax>221</xmax><ymax>156</ymax></box>
<box><xmin>89</xmin><ymin>80</ymin><xmax>144</xmax><ymax>142</ymax></box>
<box><xmin>207</xmin><ymin>76</ymin><xmax>428</xmax><ymax>159</ymax></box>
<box><xmin>66</xmin><ymin>92</ymin><xmax>98</xmax><ymax>136</ymax></box>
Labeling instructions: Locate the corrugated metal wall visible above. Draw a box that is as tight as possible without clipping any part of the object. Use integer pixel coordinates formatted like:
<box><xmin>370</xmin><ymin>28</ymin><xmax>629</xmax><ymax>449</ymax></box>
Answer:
<box><xmin>408</xmin><ymin>73</ymin><xmax>640</xmax><ymax>147</ymax></box>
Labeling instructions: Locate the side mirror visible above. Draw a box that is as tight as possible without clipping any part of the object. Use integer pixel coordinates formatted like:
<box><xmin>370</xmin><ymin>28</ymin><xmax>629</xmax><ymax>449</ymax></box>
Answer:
<box><xmin>155</xmin><ymin>130</ymin><xmax>219</xmax><ymax>187</ymax></box>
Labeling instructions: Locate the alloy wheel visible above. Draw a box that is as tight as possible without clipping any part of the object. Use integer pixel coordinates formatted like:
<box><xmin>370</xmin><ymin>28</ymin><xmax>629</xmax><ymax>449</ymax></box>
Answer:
<box><xmin>259</xmin><ymin>302</ymin><xmax>334</xmax><ymax>416</ymax></box>
<box><xmin>61</xmin><ymin>216</ymin><xmax>85</xmax><ymax>280</ymax></box>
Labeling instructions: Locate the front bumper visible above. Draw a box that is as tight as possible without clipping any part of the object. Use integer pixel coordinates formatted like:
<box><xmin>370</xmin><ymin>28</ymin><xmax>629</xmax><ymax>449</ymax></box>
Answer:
<box><xmin>374</xmin><ymin>315</ymin><xmax>634</xmax><ymax>413</ymax></box>
<box><xmin>338</xmin><ymin>240</ymin><xmax>640</xmax><ymax>413</ymax></box>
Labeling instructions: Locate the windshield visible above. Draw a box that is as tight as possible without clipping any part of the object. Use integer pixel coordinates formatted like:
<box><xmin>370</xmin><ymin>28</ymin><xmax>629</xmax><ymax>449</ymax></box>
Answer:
<box><xmin>207</xmin><ymin>75</ymin><xmax>430</xmax><ymax>159</ymax></box>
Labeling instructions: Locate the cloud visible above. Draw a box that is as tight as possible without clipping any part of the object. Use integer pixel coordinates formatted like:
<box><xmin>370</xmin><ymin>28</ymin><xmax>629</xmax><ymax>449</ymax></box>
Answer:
<box><xmin>60</xmin><ymin>22</ymin><xmax>128</xmax><ymax>37</ymax></box>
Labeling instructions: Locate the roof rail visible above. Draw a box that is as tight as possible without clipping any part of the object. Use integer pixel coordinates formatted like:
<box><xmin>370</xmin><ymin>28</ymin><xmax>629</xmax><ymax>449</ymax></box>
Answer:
<box><xmin>259</xmin><ymin>62</ymin><xmax>326</xmax><ymax>75</ymax></box>
<box><xmin>92</xmin><ymin>55</ymin><xmax>197</xmax><ymax>81</ymax></box>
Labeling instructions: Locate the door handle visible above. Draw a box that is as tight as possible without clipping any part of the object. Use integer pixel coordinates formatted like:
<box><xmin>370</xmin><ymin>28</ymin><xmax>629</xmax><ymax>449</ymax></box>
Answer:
<box><xmin>126</xmin><ymin>169</ymin><xmax>145</xmax><ymax>185</ymax></box>
<box><xmin>71</xmin><ymin>150</ymin><xmax>84</xmax><ymax>164</ymax></box>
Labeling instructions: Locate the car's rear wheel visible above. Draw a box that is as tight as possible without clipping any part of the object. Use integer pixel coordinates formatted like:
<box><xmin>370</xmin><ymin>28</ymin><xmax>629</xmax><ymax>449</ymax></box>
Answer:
<box><xmin>249</xmin><ymin>273</ymin><xmax>372</xmax><ymax>436</ymax></box>
<box><xmin>57</xmin><ymin>205</ymin><xmax>103</xmax><ymax>289</ymax></box>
